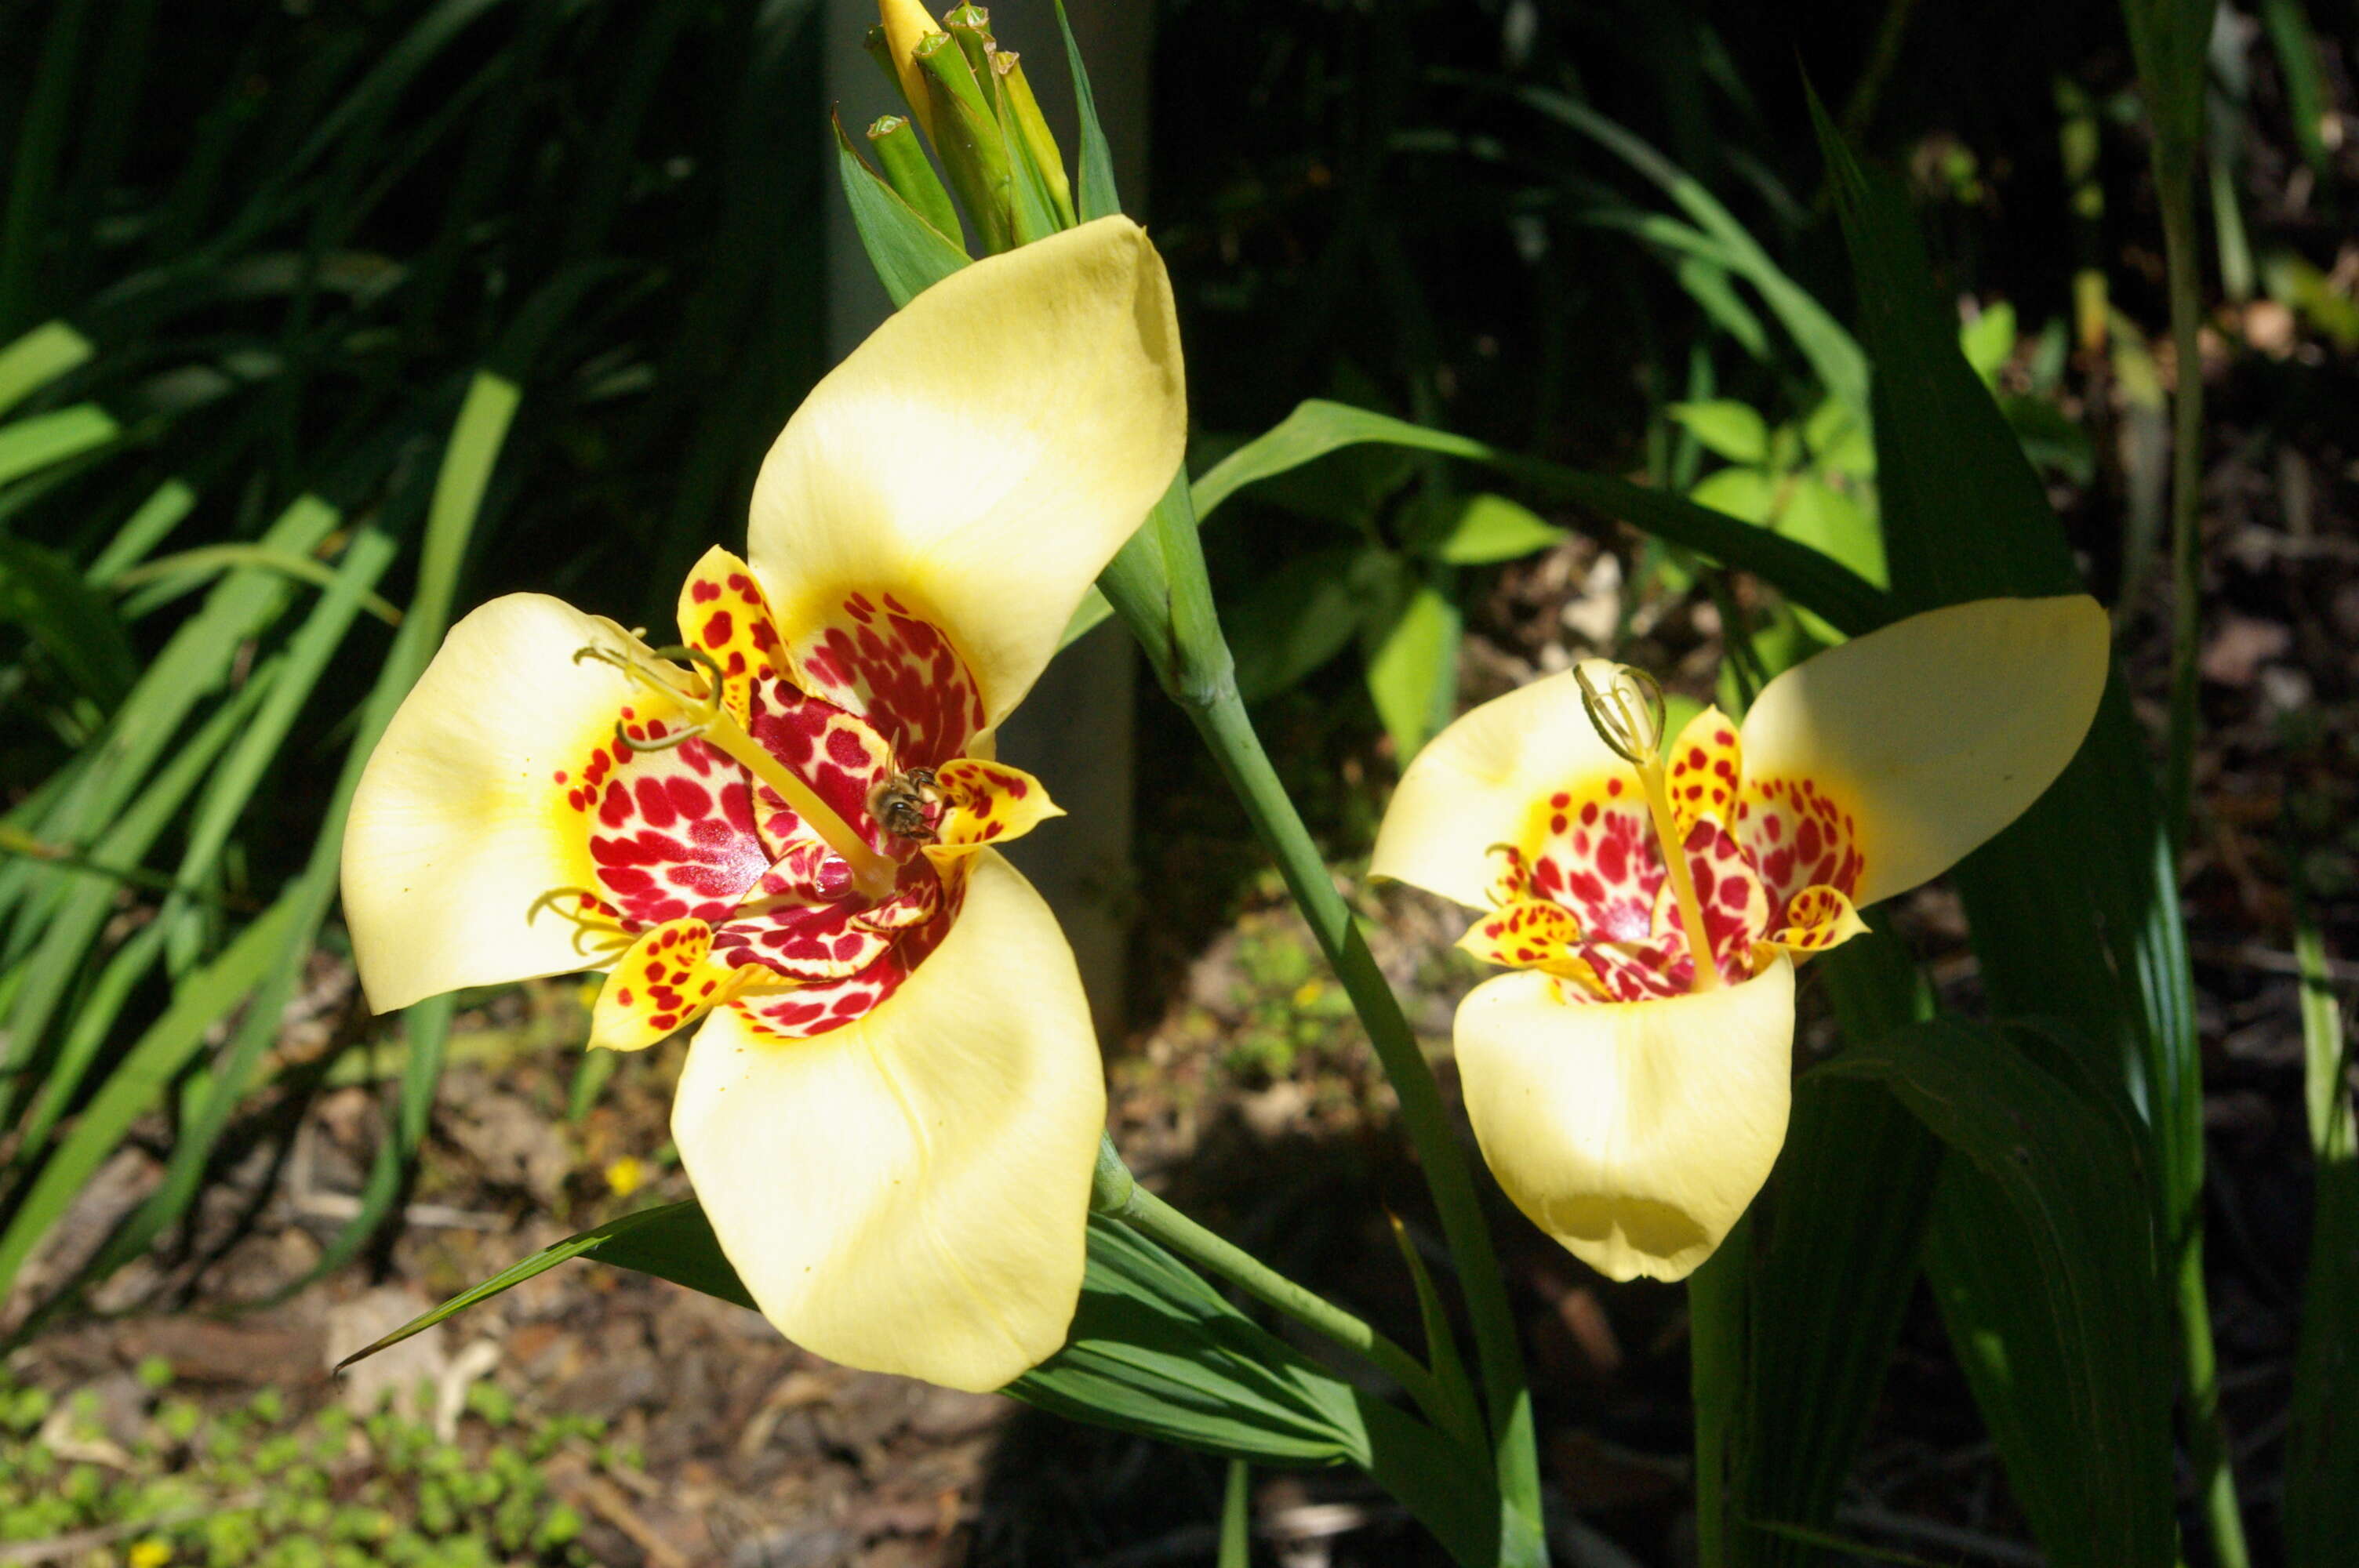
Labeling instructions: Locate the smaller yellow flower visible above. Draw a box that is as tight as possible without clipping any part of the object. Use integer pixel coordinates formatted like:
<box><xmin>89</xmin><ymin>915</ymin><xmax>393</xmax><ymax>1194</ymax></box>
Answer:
<box><xmin>604</xmin><ymin>1156</ymin><xmax>648</xmax><ymax>1198</ymax></box>
<box><xmin>126</xmin><ymin>1539</ymin><xmax>172</xmax><ymax>1568</ymax></box>
<box><xmin>1373</xmin><ymin>597</ymin><xmax>2109</xmax><ymax>1282</ymax></box>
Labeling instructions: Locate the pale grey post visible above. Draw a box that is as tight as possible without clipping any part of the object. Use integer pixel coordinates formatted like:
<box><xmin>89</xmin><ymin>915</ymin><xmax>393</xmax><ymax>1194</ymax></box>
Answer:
<box><xmin>823</xmin><ymin>0</ymin><xmax>1154</xmax><ymax>1037</ymax></box>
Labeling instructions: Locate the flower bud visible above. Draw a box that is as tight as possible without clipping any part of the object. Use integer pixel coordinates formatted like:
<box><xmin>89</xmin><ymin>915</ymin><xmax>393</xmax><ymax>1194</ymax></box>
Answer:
<box><xmin>993</xmin><ymin>49</ymin><xmax>1075</xmax><ymax>228</ymax></box>
<box><xmin>867</xmin><ymin>114</ymin><xmax>963</xmax><ymax>247</ymax></box>
<box><xmin>914</xmin><ymin>30</ymin><xmax>1013</xmax><ymax>253</ymax></box>
<box><xmin>875</xmin><ymin>0</ymin><xmax>944</xmax><ymax>140</ymax></box>
<box><xmin>943</xmin><ymin>3</ymin><xmax>997</xmax><ymax>89</ymax></box>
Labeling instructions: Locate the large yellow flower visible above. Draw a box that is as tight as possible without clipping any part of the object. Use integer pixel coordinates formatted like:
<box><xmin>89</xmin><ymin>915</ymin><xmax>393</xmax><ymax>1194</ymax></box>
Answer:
<box><xmin>340</xmin><ymin>219</ymin><xmax>1185</xmax><ymax>1391</ymax></box>
<box><xmin>1371</xmin><ymin>597</ymin><xmax>2109</xmax><ymax>1282</ymax></box>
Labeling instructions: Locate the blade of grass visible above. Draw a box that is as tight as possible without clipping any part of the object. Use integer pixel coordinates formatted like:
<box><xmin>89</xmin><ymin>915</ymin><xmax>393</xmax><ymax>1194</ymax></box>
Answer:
<box><xmin>0</xmin><ymin>662</ymin><xmax>280</xmax><ymax>1130</ymax></box>
<box><xmin>0</xmin><ymin>888</ymin><xmax>301</xmax><ymax>1310</ymax></box>
<box><xmin>0</xmin><ymin>404</ymin><xmax>120</xmax><ymax>487</ymax></box>
<box><xmin>2285</xmin><ymin>889</ymin><xmax>2357</xmax><ymax>1567</ymax></box>
<box><xmin>0</xmin><ymin>322</ymin><xmax>94</xmax><ymax>416</ymax></box>
<box><xmin>1812</xmin><ymin>92</ymin><xmax>2223</xmax><ymax>1566</ymax></box>
<box><xmin>1185</xmin><ymin>400</ymin><xmax>1889</xmax><ymax>635</ymax></box>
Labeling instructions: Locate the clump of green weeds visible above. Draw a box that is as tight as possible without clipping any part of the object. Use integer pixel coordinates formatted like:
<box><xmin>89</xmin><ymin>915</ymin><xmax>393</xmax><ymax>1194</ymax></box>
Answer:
<box><xmin>0</xmin><ymin>1361</ymin><xmax>641</xmax><ymax>1566</ymax></box>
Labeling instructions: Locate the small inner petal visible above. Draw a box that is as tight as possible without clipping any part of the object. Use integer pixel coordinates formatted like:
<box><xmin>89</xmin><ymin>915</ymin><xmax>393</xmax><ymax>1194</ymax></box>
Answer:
<box><xmin>1648</xmin><ymin>818</ymin><xmax>1769</xmax><ymax>987</ymax></box>
<box><xmin>591</xmin><ymin>917</ymin><xmax>743</xmax><ymax>1052</ymax></box>
<box><xmin>1667</xmin><ymin>706</ymin><xmax>1743</xmax><ymax>840</ymax></box>
<box><xmin>677</xmin><ymin>547</ymin><xmax>791</xmax><ymax>727</ymax></box>
<box><xmin>926</xmin><ymin>757</ymin><xmax>1062</xmax><ymax>855</ymax></box>
<box><xmin>1738</xmin><ymin>774</ymin><xmax>1866</xmax><ymax>928</ymax></box>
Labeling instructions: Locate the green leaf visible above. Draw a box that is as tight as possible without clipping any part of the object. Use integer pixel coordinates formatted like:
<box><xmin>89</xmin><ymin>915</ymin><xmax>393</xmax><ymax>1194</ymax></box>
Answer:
<box><xmin>1801</xmin><ymin>397</ymin><xmax>1874</xmax><ymax>478</ymax></box>
<box><xmin>834</xmin><ymin>114</ymin><xmax>972</xmax><ymax>310</ymax></box>
<box><xmin>1957</xmin><ymin>300</ymin><xmax>2016</xmax><ymax>387</ymax></box>
<box><xmin>0</xmin><ymin>890</ymin><xmax>302</xmax><ymax>1308</ymax></box>
<box><xmin>1668</xmin><ymin>401</ymin><xmax>1771</xmax><ymax>465</ymax></box>
<box><xmin>2286</xmin><ymin>903</ymin><xmax>2358</xmax><ymax>1567</ymax></box>
<box><xmin>1227</xmin><ymin>546</ymin><xmax>1369</xmax><ymax>702</ymax></box>
<box><xmin>1819</xmin><ymin>1021</ymin><xmax>2173</xmax><ymax>1568</ymax></box>
<box><xmin>333</xmin><ymin>1201</ymin><xmax>756</xmax><ymax>1370</ymax></box>
<box><xmin>1812</xmin><ymin>102</ymin><xmax>2201</xmax><ymax>1568</ymax></box>
<box><xmin>0</xmin><ymin>321</ymin><xmax>93</xmax><ymax>418</ymax></box>
<box><xmin>1362</xmin><ymin>579</ymin><xmax>1458</xmax><ymax>760</ymax></box>
<box><xmin>1422</xmin><ymin>492</ymin><xmax>1568</xmax><ymax>565</ymax></box>
<box><xmin>0</xmin><ymin>403</ymin><xmax>117</xmax><ymax>487</ymax></box>
<box><xmin>1190</xmin><ymin>400</ymin><xmax>1890</xmax><ymax>637</ymax></box>
<box><xmin>1514</xmin><ymin>88</ymin><xmax>1869</xmax><ymax>419</ymax></box>
<box><xmin>1688</xmin><ymin>466</ymin><xmax>1775</xmax><ymax>524</ymax></box>
<box><xmin>1728</xmin><ymin>929</ymin><xmax>1940</xmax><ymax>1568</ymax></box>
<box><xmin>1052</xmin><ymin>0</ymin><xmax>1121</xmax><ymax>222</ymax></box>
<box><xmin>0</xmin><ymin>532</ymin><xmax>137</xmax><ymax>710</ymax></box>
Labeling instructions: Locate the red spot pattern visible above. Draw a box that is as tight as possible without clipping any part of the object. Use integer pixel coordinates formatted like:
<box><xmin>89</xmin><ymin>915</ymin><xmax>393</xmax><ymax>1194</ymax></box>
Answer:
<box><xmin>561</xmin><ymin>572</ymin><xmax>1010</xmax><ymax>1041</ymax></box>
<box><xmin>1523</xmin><ymin>779</ymin><xmax>1660</xmax><ymax>942</ymax></box>
<box><xmin>1739</xmin><ymin>775</ymin><xmax>1864</xmax><ymax>925</ymax></box>
<box><xmin>791</xmin><ymin>592</ymin><xmax>987</xmax><ymax>770</ymax></box>
<box><xmin>1461</xmin><ymin>748</ymin><xmax>1868</xmax><ymax>1004</ymax></box>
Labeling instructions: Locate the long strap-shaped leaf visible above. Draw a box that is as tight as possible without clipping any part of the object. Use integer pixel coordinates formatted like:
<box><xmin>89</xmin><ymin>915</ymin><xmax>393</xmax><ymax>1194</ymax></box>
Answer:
<box><xmin>1813</xmin><ymin>100</ymin><xmax>2186</xmax><ymax>1568</ymax></box>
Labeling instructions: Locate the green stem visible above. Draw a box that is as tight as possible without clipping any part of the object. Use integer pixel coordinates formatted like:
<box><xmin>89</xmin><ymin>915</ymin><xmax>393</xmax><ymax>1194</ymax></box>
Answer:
<box><xmin>1099</xmin><ymin>479</ymin><xmax>1548</xmax><ymax>1565</ymax></box>
<box><xmin>2156</xmin><ymin>137</ymin><xmax>2252</xmax><ymax>1568</ymax></box>
<box><xmin>1688</xmin><ymin>1213</ymin><xmax>1750</xmax><ymax>1567</ymax></box>
<box><xmin>1092</xmin><ymin>1138</ymin><xmax>1457</xmax><ymax>1430</ymax></box>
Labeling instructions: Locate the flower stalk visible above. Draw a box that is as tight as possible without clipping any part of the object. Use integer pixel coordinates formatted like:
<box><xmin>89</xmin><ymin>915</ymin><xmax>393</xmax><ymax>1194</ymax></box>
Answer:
<box><xmin>1097</xmin><ymin>477</ymin><xmax>1550</xmax><ymax>1566</ymax></box>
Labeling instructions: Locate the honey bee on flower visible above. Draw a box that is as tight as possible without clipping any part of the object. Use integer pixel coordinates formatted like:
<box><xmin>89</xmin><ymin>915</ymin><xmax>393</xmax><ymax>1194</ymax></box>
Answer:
<box><xmin>340</xmin><ymin>218</ymin><xmax>1185</xmax><ymax>1392</ymax></box>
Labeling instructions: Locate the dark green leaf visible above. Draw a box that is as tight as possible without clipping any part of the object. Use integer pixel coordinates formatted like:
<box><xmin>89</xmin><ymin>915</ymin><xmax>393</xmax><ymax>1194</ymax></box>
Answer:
<box><xmin>0</xmin><ymin>532</ymin><xmax>137</xmax><ymax>710</ymax></box>
<box><xmin>1820</xmin><ymin>1022</ymin><xmax>2172</xmax><ymax>1568</ymax></box>
<box><xmin>1191</xmin><ymin>400</ymin><xmax>1890</xmax><ymax>637</ymax></box>
<box><xmin>834</xmin><ymin>114</ymin><xmax>972</xmax><ymax>310</ymax></box>
<box><xmin>1227</xmin><ymin>546</ymin><xmax>1369</xmax><ymax>702</ymax></box>
<box><xmin>1052</xmin><ymin>0</ymin><xmax>1121</xmax><ymax>223</ymax></box>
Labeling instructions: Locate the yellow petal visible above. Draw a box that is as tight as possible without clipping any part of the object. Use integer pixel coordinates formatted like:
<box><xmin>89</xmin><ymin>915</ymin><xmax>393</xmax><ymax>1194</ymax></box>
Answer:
<box><xmin>1454</xmin><ymin>955</ymin><xmax>1795</xmax><ymax>1282</ymax></box>
<box><xmin>1369</xmin><ymin>659</ymin><xmax>1630</xmax><ymax>911</ymax></box>
<box><xmin>1759</xmin><ymin>884</ymin><xmax>1868</xmax><ymax>964</ymax></box>
<box><xmin>342</xmin><ymin>595</ymin><xmax>647</xmax><ymax>1013</ymax></box>
<box><xmin>1738</xmin><ymin>595</ymin><xmax>2108</xmax><ymax>909</ymax></box>
<box><xmin>747</xmin><ymin>218</ymin><xmax>1186</xmax><ymax>728</ymax></box>
<box><xmin>1667</xmin><ymin>705</ymin><xmax>1742</xmax><ymax>837</ymax></box>
<box><xmin>675</xmin><ymin>546</ymin><xmax>790</xmax><ymax>727</ymax></box>
<box><xmin>922</xmin><ymin>757</ymin><xmax>1063</xmax><ymax>859</ymax></box>
<box><xmin>588</xmin><ymin>919</ymin><xmax>743</xmax><ymax>1052</ymax></box>
<box><xmin>671</xmin><ymin>851</ymin><xmax>1104</xmax><ymax>1391</ymax></box>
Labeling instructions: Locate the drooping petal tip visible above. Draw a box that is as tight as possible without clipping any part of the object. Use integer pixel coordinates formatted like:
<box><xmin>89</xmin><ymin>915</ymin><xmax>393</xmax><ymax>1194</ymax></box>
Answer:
<box><xmin>671</xmin><ymin>851</ymin><xmax>1105</xmax><ymax>1392</ymax></box>
<box><xmin>1452</xmin><ymin>955</ymin><xmax>1796</xmax><ymax>1282</ymax></box>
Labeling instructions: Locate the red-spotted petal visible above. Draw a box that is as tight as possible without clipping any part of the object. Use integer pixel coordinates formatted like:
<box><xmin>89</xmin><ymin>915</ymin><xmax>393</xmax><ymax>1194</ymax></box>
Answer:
<box><xmin>1736</xmin><ymin>773</ymin><xmax>1866</xmax><ymax>928</ymax></box>
<box><xmin>925</xmin><ymin>758</ymin><xmax>1062</xmax><ymax>856</ymax></box>
<box><xmin>677</xmin><ymin>546</ymin><xmax>791</xmax><ymax>726</ymax></box>
<box><xmin>572</xmin><ymin>724</ymin><xmax>773</xmax><ymax>933</ymax></box>
<box><xmin>1667</xmin><ymin>706</ymin><xmax>1743</xmax><ymax>839</ymax></box>
<box><xmin>1759</xmin><ymin>883</ymin><xmax>1869</xmax><ymax>963</ymax></box>
<box><xmin>1648</xmin><ymin>818</ymin><xmax>1769</xmax><ymax>985</ymax></box>
<box><xmin>591</xmin><ymin>918</ymin><xmax>746</xmax><ymax>1051</ymax></box>
<box><xmin>780</xmin><ymin>591</ymin><xmax>988</xmax><ymax>772</ymax></box>
<box><xmin>1523</xmin><ymin>776</ymin><xmax>1659</xmax><ymax>943</ymax></box>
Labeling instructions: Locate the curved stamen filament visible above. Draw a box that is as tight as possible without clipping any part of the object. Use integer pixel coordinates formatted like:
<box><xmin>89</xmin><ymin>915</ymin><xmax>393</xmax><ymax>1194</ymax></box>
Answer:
<box><xmin>576</xmin><ymin>641</ymin><xmax>902</xmax><ymax>903</ymax></box>
<box><xmin>1574</xmin><ymin>664</ymin><xmax>1719</xmax><ymax>994</ymax></box>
